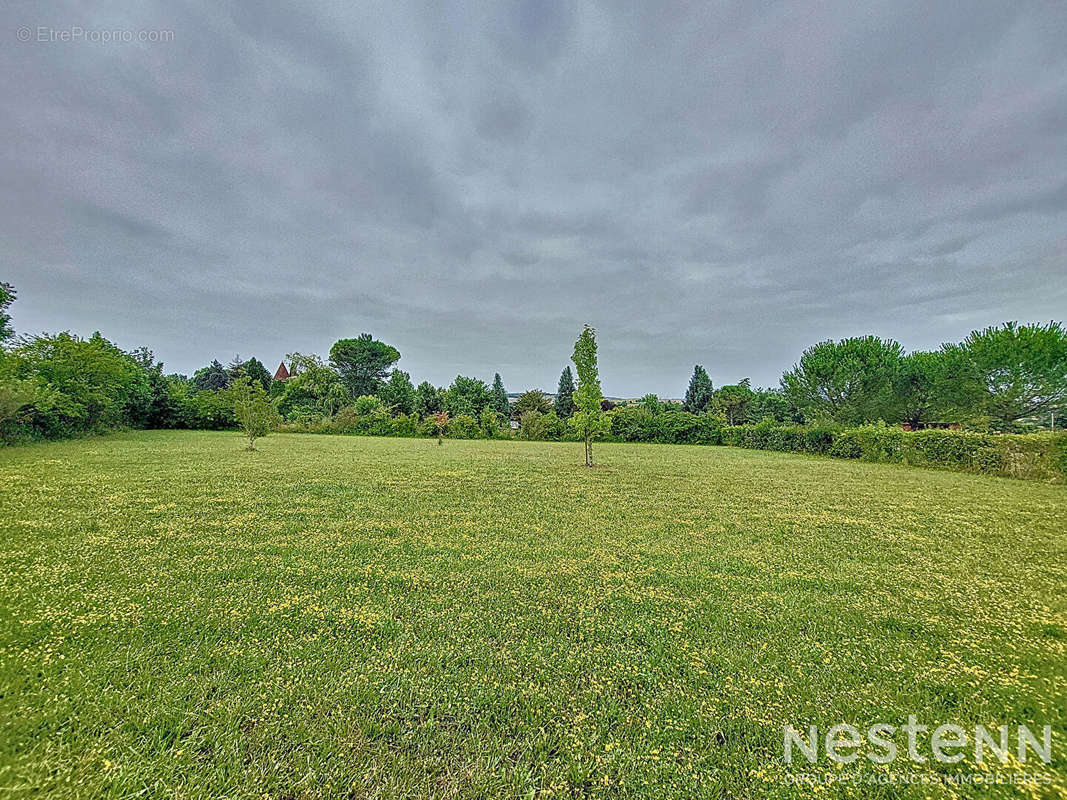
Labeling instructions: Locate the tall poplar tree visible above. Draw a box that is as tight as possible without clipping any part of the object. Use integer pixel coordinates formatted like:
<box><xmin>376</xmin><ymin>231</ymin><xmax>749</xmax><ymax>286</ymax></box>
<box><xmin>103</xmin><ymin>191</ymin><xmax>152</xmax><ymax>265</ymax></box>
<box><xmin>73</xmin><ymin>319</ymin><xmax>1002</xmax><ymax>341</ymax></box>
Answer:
<box><xmin>571</xmin><ymin>325</ymin><xmax>608</xmax><ymax>467</ymax></box>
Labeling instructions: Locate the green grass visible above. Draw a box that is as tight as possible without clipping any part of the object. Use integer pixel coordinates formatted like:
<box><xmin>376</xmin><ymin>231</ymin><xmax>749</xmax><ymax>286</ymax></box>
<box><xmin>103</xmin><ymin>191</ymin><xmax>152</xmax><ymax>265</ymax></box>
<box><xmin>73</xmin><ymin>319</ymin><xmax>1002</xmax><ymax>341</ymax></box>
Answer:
<box><xmin>0</xmin><ymin>431</ymin><xmax>1064</xmax><ymax>799</ymax></box>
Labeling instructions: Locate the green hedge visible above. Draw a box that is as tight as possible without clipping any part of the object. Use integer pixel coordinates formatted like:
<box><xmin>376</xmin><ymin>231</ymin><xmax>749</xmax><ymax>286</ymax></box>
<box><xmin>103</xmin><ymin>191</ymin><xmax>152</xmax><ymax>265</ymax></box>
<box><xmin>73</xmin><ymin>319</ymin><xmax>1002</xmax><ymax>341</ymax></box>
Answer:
<box><xmin>720</xmin><ymin>421</ymin><xmax>839</xmax><ymax>455</ymax></box>
<box><xmin>609</xmin><ymin>407</ymin><xmax>723</xmax><ymax>445</ymax></box>
<box><xmin>277</xmin><ymin>406</ymin><xmax>1064</xmax><ymax>482</ymax></box>
<box><xmin>724</xmin><ymin>422</ymin><xmax>1066</xmax><ymax>482</ymax></box>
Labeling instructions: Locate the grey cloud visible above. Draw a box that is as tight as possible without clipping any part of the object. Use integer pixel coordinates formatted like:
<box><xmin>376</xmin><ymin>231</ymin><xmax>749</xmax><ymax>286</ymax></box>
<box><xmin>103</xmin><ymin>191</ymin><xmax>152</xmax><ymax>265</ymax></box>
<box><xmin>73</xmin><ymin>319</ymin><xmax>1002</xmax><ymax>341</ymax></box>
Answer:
<box><xmin>2</xmin><ymin>0</ymin><xmax>1065</xmax><ymax>396</ymax></box>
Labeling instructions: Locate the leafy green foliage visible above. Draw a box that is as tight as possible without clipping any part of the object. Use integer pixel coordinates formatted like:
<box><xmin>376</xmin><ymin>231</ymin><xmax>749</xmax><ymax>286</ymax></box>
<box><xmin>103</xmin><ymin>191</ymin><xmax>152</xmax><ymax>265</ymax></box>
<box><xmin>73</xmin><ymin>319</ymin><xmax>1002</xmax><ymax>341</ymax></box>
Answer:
<box><xmin>746</xmin><ymin>388</ymin><xmax>796</xmax><ymax>424</ymax></box>
<box><xmin>2</xmin><ymin>332</ymin><xmax>150</xmax><ymax>437</ymax></box>
<box><xmin>571</xmin><ymin>325</ymin><xmax>608</xmax><ymax>466</ymax></box>
<box><xmin>273</xmin><ymin>354</ymin><xmax>345</xmax><ymax>421</ymax></box>
<box><xmin>0</xmin><ymin>377</ymin><xmax>41</xmax><ymax>442</ymax></box>
<box><xmin>719</xmin><ymin>421</ymin><xmax>1066</xmax><ymax>482</ymax></box>
<box><xmin>554</xmin><ymin>367</ymin><xmax>576</xmax><ymax>418</ymax></box>
<box><xmin>353</xmin><ymin>394</ymin><xmax>383</xmax><ymax>415</ymax></box>
<box><xmin>894</xmin><ymin>350</ymin><xmax>954</xmax><ymax>427</ymax></box>
<box><xmin>0</xmin><ymin>282</ymin><xmax>16</xmax><ymax>343</ymax></box>
<box><xmin>329</xmin><ymin>334</ymin><xmax>400</xmax><ymax>397</ymax></box>
<box><xmin>445</xmin><ymin>413</ymin><xmax>480</xmax><ymax>439</ymax></box>
<box><xmin>379</xmin><ymin>370</ymin><xmax>416</xmax><ymax>416</ymax></box>
<box><xmin>443</xmin><ymin>376</ymin><xmax>492</xmax><ymax>418</ymax></box>
<box><xmin>682</xmin><ymin>365</ymin><xmax>714</xmax><ymax>414</ymax></box>
<box><xmin>414</xmin><ymin>381</ymin><xmax>443</xmax><ymax>418</ymax></box>
<box><xmin>240</xmin><ymin>358</ymin><xmax>273</xmax><ymax>392</ymax></box>
<box><xmin>478</xmin><ymin>408</ymin><xmax>506</xmax><ymax>439</ymax></box>
<box><xmin>713</xmin><ymin>378</ymin><xmax>754</xmax><ymax>425</ymax></box>
<box><xmin>232</xmin><ymin>378</ymin><xmax>281</xmax><ymax>450</ymax></box>
<box><xmin>514</xmin><ymin>389</ymin><xmax>551</xmax><ymax>416</ymax></box>
<box><xmin>609</xmin><ymin>406</ymin><xmax>723</xmax><ymax>444</ymax></box>
<box><xmin>781</xmin><ymin>336</ymin><xmax>904</xmax><ymax>425</ymax></box>
<box><xmin>192</xmin><ymin>360</ymin><xmax>231</xmax><ymax>392</ymax></box>
<box><xmin>948</xmin><ymin>321</ymin><xmax>1067</xmax><ymax>428</ymax></box>
<box><xmin>491</xmin><ymin>373</ymin><xmax>510</xmax><ymax>417</ymax></box>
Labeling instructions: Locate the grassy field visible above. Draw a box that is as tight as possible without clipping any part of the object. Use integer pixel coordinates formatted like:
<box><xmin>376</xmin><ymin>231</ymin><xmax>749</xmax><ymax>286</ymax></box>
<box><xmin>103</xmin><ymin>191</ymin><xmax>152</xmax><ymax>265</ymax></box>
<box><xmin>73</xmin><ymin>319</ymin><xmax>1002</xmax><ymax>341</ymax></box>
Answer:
<box><xmin>0</xmin><ymin>431</ymin><xmax>1064</xmax><ymax>799</ymax></box>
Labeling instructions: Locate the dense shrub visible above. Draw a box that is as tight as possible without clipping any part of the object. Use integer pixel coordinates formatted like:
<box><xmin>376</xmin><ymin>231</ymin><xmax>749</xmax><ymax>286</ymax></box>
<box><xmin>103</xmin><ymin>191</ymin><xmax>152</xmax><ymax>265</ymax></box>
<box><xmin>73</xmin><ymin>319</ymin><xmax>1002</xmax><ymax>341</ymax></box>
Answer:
<box><xmin>353</xmin><ymin>395</ymin><xmax>383</xmax><ymax>415</ymax></box>
<box><xmin>720</xmin><ymin>421</ymin><xmax>839</xmax><ymax>454</ymax></box>
<box><xmin>390</xmin><ymin>413</ymin><xmax>420</xmax><ymax>437</ymax></box>
<box><xmin>445</xmin><ymin>413</ymin><xmax>480</xmax><ymax>439</ymax></box>
<box><xmin>609</xmin><ymin>407</ymin><xmax>722</xmax><ymax>444</ymax></box>
<box><xmin>1</xmin><ymin>332</ymin><xmax>151</xmax><ymax>439</ymax></box>
<box><xmin>829</xmin><ymin>424</ymin><xmax>904</xmax><ymax>462</ymax></box>
<box><xmin>479</xmin><ymin>409</ymin><xmax>507</xmax><ymax>439</ymax></box>
<box><xmin>718</xmin><ymin>422</ymin><xmax>1065</xmax><ymax>482</ymax></box>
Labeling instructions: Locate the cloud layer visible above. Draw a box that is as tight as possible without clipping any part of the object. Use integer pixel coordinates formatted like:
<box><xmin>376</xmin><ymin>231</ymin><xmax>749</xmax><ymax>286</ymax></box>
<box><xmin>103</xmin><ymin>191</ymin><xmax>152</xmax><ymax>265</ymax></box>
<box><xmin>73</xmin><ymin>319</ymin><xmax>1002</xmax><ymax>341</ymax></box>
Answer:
<box><xmin>4</xmin><ymin>0</ymin><xmax>1066</xmax><ymax>395</ymax></box>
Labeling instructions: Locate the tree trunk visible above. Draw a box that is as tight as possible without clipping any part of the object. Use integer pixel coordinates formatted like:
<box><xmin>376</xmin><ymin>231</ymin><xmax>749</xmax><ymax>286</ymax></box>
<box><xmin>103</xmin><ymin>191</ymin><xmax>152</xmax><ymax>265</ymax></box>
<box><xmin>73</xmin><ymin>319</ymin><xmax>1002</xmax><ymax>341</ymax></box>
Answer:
<box><xmin>584</xmin><ymin>434</ymin><xmax>592</xmax><ymax>467</ymax></box>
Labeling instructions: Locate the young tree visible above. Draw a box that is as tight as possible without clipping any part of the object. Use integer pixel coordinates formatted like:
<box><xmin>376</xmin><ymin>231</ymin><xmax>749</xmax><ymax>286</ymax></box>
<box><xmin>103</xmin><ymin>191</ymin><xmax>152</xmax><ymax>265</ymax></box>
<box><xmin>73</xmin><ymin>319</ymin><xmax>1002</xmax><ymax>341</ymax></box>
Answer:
<box><xmin>379</xmin><ymin>369</ymin><xmax>416</xmax><ymax>415</ymax></box>
<box><xmin>232</xmin><ymin>378</ymin><xmax>280</xmax><ymax>450</ymax></box>
<box><xmin>781</xmin><ymin>336</ymin><xmax>903</xmax><ymax>425</ymax></box>
<box><xmin>571</xmin><ymin>324</ymin><xmax>608</xmax><ymax>467</ymax></box>
<box><xmin>514</xmin><ymin>389</ymin><xmax>552</xmax><ymax>416</ymax></box>
<box><xmin>491</xmin><ymin>373</ymin><xmax>510</xmax><ymax>417</ymax></box>
<box><xmin>683</xmin><ymin>365</ymin><xmax>714</xmax><ymax>414</ymax></box>
<box><xmin>555</xmin><ymin>366</ymin><xmax>576</xmax><ymax>418</ymax></box>
<box><xmin>431</xmin><ymin>410</ymin><xmax>449</xmax><ymax>445</ymax></box>
<box><xmin>329</xmin><ymin>334</ymin><xmax>400</xmax><ymax>397</ymax></box>
<box><xmin>0</xmin><ymin>282</ymin><xmax>16</xmax><ymax>343</ymax></box>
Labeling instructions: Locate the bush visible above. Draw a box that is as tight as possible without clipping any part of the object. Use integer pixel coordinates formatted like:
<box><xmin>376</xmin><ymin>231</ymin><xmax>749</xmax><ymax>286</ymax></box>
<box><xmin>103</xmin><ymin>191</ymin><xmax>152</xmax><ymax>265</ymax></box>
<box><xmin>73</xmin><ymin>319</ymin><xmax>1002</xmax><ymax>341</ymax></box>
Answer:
<box><xmin>446</xmin><ymin>413</ymin><xmax>480</xmax><ymax>439</ymax></box>
<box><xmin>479</xmin><ymin>409</ymin><xmax>506</xmax><ymax>439</ymax></box>
<box><xmin>390</xmin><ymin>413</ymin><xmax>419</xmax><ymax>437</ymax></box>
<box><xmin>353</xmin><ymin>395</ymin><xmax>382</xmax><ymax>415</ymax></box>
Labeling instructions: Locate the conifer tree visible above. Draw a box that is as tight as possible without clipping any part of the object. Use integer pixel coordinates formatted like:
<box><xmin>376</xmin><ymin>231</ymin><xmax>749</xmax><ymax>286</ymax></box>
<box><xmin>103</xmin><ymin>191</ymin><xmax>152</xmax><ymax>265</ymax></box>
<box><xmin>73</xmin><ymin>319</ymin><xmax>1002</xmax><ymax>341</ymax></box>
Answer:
<box><xmin>491</xmin><ymin>373</ymin><xmax>510</xmax><ymax>417</ymax></box>
<box><xmin>555</xmin><ymin>366</ymin><xmax>576</xmax><ymax>418</ymax></box>
<box><xmin>683</xmin><ymin>364</ymin><xmax>714</xmax><ymax>414</ymax></box>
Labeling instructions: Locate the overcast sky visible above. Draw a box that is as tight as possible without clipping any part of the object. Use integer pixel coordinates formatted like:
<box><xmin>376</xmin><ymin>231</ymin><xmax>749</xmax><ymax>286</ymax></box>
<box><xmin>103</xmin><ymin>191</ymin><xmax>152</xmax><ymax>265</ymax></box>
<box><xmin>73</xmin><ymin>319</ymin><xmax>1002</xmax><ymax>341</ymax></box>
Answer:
<box><xmin>3</xmin><ymin>1</ymin><xmax>1065</xmax><ymax>396</ymax></box>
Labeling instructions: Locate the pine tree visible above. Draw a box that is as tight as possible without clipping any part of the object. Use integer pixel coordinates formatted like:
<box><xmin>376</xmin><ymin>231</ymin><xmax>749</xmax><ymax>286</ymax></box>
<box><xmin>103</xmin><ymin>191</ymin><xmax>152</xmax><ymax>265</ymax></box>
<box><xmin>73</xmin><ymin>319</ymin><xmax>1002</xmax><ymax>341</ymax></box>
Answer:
<box><xmin>683</xmin><ymin>365</ymin><xmax>714</xmax><ymax>414</ymax></box>
<box><xmin>555</xmin><ymin>366</ymin><xmax>576</xmax><ymax>418</ymax></box>
<box><xmin>491</xmin><ymin>373</ymin><xmax>510</xmax><ymax>417</ymax></box>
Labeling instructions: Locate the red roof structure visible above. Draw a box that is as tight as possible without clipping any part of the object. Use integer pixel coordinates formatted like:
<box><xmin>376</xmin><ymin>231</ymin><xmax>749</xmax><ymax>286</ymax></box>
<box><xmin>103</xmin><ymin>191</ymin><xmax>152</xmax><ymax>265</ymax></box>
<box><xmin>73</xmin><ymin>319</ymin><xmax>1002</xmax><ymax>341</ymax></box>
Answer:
<box><xmin>273</xmin><ymin>361</ymin><xmax>290</xmax><ymax>381</ymax></box>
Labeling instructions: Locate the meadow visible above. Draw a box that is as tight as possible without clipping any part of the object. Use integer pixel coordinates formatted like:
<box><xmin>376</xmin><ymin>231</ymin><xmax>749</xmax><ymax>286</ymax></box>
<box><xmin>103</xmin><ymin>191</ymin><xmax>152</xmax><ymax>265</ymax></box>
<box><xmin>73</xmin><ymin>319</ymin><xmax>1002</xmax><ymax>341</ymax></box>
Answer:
<box><xmin>0</xmin><ymin>431</ymin><xmax>1064</xmax><ymax>799</ymax></box>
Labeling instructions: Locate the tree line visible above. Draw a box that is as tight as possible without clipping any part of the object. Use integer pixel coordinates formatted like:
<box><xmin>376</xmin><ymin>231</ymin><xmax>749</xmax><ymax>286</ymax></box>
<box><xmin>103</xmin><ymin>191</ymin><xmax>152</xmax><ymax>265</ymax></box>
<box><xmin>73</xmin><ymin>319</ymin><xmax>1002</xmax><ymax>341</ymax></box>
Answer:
<box><xmin>0</xmin><ymin>279</ymin><xmax>1063</xmax><ymax>448</ymax></box>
